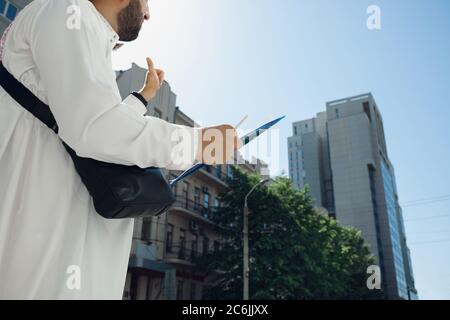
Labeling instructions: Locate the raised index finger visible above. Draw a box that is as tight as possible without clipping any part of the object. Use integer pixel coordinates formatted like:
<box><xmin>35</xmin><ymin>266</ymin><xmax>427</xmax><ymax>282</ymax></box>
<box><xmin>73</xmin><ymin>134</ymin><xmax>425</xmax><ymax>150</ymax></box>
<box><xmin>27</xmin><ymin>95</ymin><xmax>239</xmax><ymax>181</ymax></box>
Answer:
<box><xmin>146</xmin><ymin>57</ymin><xmax>155</xmax><ymax>71</ymax></box>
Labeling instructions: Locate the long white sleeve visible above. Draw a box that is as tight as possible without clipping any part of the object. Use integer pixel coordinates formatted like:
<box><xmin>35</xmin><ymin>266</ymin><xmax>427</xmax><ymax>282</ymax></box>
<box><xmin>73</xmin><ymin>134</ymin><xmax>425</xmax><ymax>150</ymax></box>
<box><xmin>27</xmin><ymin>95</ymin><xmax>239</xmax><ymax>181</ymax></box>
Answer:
<box><xmin>27</xmin><ymin>0</ymin><xmax>201</xmax><ymax>170</ymax></box>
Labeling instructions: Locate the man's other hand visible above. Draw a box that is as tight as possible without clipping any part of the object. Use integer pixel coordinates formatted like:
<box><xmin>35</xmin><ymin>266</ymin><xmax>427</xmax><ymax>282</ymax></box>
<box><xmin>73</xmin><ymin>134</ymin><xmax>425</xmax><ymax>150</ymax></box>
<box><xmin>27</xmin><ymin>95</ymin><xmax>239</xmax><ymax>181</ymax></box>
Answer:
<box><xmin>139</xmin><ymin>57</ymin><xmax>165</xmax><ymax>101</ymax></box>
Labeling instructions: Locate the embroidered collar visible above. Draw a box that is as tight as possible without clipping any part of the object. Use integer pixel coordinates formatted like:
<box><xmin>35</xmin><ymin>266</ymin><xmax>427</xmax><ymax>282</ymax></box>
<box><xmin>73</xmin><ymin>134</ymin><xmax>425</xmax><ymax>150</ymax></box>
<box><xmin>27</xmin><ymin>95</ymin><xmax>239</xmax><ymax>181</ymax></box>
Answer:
<box><xmin>86</xmin><ymin>1</ymin><xmax>120</xmax><ymax>49</ymax></box>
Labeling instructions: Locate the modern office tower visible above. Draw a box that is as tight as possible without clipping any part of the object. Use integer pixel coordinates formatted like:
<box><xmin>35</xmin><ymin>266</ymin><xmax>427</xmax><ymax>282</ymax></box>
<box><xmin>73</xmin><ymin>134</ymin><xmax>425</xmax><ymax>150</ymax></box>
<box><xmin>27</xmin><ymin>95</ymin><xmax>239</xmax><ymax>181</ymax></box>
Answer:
<box><xmin>288</xmin><ymin>93</ymin><xmax>418</xmax><ymax>300</ymax></box>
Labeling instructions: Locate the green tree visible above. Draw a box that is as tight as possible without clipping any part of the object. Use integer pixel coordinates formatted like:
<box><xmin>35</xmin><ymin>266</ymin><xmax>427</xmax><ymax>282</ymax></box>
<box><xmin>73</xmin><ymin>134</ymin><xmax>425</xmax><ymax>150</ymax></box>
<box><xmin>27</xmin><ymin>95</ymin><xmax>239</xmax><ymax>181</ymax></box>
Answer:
<box><xmin>195</xmin><ymin>168</ymin><xmax>383</xmax><ymax>299</ymax></box>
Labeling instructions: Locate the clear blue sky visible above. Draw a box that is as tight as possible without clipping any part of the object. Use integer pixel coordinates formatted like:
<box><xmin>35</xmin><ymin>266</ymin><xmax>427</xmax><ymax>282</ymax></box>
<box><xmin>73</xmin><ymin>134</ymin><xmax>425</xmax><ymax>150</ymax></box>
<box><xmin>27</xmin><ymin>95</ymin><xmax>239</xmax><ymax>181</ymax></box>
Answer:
<box><xmin>113</xmin><ymin>0</ymin><xmax>450</xmax><ymax>299</ymax></box>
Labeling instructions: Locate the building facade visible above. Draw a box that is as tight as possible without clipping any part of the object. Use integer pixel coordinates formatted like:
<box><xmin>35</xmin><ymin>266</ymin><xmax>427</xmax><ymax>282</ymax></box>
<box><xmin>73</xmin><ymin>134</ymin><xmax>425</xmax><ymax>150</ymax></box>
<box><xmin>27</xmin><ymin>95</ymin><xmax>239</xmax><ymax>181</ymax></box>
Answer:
<box><xmin>288</xmin><ymin>93</ymin><xmax>418</xmax><ymax>300</ymax></box>
<box><xmin>116</xmin><ymin>63</ymin><xmax>269</xmax><ymax>300</ymax></box>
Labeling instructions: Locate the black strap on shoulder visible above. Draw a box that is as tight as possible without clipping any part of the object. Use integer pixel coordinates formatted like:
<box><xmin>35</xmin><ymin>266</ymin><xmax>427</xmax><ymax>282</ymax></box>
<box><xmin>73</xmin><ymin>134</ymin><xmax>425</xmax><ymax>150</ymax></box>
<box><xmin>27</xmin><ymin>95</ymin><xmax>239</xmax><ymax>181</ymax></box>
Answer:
<box><xmin>0</xmin><ymin>62</ymin><xmax>59</xmax><ymax>134</ymax></box>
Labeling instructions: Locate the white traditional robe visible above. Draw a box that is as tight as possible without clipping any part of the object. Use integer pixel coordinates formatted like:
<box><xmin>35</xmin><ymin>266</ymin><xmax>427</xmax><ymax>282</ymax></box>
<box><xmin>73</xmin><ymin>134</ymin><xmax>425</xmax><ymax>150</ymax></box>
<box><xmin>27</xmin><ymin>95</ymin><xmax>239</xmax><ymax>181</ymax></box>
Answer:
<box><xmin>0</xmin><ymin>0</ymin><xmax>200</xmax><ymax>299</ymax></box>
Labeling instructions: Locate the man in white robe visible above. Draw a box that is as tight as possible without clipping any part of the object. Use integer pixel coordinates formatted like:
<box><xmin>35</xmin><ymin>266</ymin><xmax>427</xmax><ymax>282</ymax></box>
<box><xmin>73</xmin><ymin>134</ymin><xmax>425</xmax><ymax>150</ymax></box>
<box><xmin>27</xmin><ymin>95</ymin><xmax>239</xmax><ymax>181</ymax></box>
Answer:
<box><xmin>0</xmin><ymin>0</ymin><xmax>239</xmax><ymax>299</ymax></box>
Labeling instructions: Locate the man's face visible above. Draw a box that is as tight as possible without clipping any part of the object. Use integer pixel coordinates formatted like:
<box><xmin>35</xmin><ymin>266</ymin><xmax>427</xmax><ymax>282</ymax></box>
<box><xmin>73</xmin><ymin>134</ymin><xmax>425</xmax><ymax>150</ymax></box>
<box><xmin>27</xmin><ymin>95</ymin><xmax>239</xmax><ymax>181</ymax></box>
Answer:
<box><xmin>117</xmin><ymin>0</ymin><xmax>149</xmax><ymax>42</ymax></box>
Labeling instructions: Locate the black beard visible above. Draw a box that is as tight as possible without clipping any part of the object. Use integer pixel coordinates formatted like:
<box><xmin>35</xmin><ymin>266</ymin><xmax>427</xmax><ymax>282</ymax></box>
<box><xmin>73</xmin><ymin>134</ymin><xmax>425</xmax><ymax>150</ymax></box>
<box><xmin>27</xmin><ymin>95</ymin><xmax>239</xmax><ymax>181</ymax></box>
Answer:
<box><xmin>117</xmin><ymin>0</ymin><xmax>144</xmax><ymax>42</ymax></box>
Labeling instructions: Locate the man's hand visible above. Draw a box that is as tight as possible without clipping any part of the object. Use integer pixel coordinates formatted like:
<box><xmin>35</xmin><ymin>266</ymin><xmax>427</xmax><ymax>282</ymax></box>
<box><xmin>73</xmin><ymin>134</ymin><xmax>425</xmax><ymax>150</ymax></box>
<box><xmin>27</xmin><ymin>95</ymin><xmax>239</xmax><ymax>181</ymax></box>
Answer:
<box><xmin>196</xmin><ymin>125</ymin><xmax>242</xmax><ymax>165</ymax></box>
<box><xmin>139</xmin><ymin>57</ymin><xmax>165</xmax><ymax>101</ymax></box>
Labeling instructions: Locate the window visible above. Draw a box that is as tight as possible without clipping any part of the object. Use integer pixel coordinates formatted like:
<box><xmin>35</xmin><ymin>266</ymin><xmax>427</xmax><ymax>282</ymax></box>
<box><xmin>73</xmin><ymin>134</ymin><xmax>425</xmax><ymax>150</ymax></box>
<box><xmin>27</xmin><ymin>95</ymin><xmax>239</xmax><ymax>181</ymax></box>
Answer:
<box><xmin>6</xmin><ymin>2</ymin><xmax>16</xmax><ymax>20</ymax></box>
<box><xmin>305</xmin><ymin>124</ymin><xmax>308</xmax><ymax>129</ymax></box>
<box><xmin>0</xmin><ymin>1</ymin><xmax>18</xmax><ymax>21</ymax></box>
<box><xmin>177</xmin><ymin>280</ymin><xmax>184</xmax><ymax>300</ymax></box>
<box><xmin>203</xmin><ymin>192</ymin><xmax>209</xmax><ymax>209</ymax></box>
<box><xmin>201</xmin><ymin>191</ymin><xmax>210</xmax><ymax>219</ymax></box>
<box><xmin>335</xmin><ymin>108</ymin><xmax>340</xmax><ymax>118</ymax></box>
<box><xmin>0</xmin><ymin>1</ymin><xmax>6</xmax><ymax>14</ymax></box>
<box><xmin>166</xmin><ymin>223</ymin><xmax>174</xmax><ymax>252</ymax></box>
<box><xmin>179</xmin><ymin>229</ymin><xmax>186</xmax><ymax>259</ymax></box>
<box><xmin>182</xmin><ymin>181</ymin><xmax>189</xmax><ymax>208</ymax></box>
<box><xmin>294</xmin><ymin>126</ymin><xmax>297</xmax><ymax>135</ymax></box>
<box><xmin>214</xmin><ymin>198</ymin><xmax>220</xmax><ymax>209</ymax></box>
<box><xmin>194</xmin><ymin>187</ymin><xmax>200</xmax><ymax>209</ymax></box>
<box><xmin>191</xmin><ymin>234</ymin><xmax>198</xmax><ymax>259</ymax></box>
<box><xmin>182</xmin><ymin>181</ymin><xmax>189</xmax><ymax>199</ymax></box>
<box><xmin>202</xmin><ymin>191</ymin><xmax>210</xmax><ymax>218</ymax></box>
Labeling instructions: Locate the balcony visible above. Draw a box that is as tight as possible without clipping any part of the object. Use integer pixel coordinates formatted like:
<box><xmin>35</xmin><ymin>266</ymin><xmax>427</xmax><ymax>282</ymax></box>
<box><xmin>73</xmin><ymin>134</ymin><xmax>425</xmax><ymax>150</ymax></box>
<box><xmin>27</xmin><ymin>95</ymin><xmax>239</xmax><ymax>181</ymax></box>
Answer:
<box><xmin>165</xmin><ymin>245</ymin><xmax>202</xmax><ymax>265</ymax></box>
<box><xmin>171</xmin><ymin>196</ymin><xmax>218</xmax><ymax>223</ymax></box>
<box><xmin>128</xmin><ymin>241</ymin><xmax>173</xmax><ymax>276</ymax></box>
<box><xmin>197</xmin><ymin>165</ymin><xmax>233</xmax><ymax>187</ymax></box>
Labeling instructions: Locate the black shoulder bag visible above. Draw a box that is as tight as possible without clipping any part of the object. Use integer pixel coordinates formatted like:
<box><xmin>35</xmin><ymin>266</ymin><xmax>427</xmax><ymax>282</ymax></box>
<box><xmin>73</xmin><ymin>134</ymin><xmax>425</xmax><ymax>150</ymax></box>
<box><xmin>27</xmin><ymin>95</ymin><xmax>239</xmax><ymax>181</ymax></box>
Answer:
<box><xmin>0</xmin><ymin>63</ymin><xmax>175</xmax><ymax>219</ymax></box>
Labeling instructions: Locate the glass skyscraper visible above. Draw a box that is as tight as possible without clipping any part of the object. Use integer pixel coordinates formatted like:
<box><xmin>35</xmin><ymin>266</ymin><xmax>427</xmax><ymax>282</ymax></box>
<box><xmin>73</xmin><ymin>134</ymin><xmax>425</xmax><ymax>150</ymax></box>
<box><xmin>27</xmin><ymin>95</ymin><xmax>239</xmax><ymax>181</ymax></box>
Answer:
<box><xmin>288</xmin><ymin>93</ymin><xmax>418</xmax><ymax>299</ymax></box>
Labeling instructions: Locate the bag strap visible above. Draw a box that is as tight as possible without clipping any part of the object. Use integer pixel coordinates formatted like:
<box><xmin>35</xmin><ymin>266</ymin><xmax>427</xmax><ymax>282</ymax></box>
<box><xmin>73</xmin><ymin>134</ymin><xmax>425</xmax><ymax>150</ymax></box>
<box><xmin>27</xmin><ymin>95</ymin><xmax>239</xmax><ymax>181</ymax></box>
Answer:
<box><xmin>0</xmin><ymin>62</ymin><xmax>59</xmax><ymax>134</ymax></box>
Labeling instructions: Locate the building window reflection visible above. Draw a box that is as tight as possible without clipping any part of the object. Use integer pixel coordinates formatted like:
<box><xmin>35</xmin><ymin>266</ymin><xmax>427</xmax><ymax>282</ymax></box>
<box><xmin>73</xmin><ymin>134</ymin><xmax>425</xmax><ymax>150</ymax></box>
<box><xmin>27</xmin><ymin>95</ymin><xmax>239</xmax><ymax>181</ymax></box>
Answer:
<box><xmin>0</xmin><ymin>1</ymin><xmax>18</xmax><ymax>21</ymax></box>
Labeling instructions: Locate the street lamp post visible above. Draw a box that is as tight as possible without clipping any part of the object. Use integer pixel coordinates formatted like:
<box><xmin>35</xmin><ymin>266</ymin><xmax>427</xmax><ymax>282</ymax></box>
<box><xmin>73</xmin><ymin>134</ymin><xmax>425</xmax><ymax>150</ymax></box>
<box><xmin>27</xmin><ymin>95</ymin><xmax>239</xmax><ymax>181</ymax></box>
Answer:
<box><xmin>243</xmin><ymin>178</ymin><xmax>268</xmax><ymax>300</ymax></box>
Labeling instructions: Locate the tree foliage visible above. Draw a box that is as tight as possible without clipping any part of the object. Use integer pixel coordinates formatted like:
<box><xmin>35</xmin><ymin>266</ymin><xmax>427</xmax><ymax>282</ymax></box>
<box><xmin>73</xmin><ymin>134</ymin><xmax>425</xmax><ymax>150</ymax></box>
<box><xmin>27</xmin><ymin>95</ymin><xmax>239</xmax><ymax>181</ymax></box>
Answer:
<box><xmin>195</xmin><ymin>168</ymin><xmax>383</xmax><ymax>300</ymax></box>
